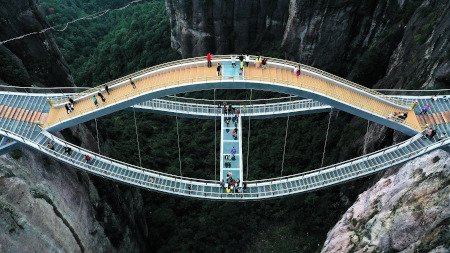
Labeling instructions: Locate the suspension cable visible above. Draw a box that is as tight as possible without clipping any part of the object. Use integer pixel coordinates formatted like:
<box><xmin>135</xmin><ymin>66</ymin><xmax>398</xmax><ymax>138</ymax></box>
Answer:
<box><xmin>0</xmin><ymin>0</ymin><xmax>142</xmax><ymax>45</ymax></box>
<box><xmin>132</xmin><ymin>106</ymin><xmax>142</xmax><ymax>167</ymax></box>
<box><xmin>363</xmin><ymin>120</ymin><xmax>370</xmax><ymax>154</ymax></box>
<box><xmin>280</xmin><ymin>98</ymin><xmax>291</xmax><ymax>176</ymax></box>
<box><xmin>320</xmin><ymin>109</ymin><xmax>333</xmax><ymax>168</ymax></box>
<box><xmin>176</xmin><ymin>115</ymin><xmax>182</xmax><ymax>176</ymax></box>
<box><xmin>246</xmin><ymin>89</ymin><xmax>253</xmax><ymax>181</ymax></box>
<box><xmin>94</xmin><ymin>118</ymin><xmax>101</xmax><ymax>154</ymax></box>
<box><xmin>214</xmin><ymin>89</ymin><xmax>217</xmax><ymax>181</ymax></box>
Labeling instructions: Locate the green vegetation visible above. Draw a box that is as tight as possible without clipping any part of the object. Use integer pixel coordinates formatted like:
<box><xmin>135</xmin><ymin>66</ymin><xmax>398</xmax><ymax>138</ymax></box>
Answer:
<box><xmin>40</xmin><ymin>0</ymin><xmax>378</xmax><ymax>251</ymax></box>
<box><xmin>41</xmin><ymin>0</ymin><xmax>179</xmax><ymax>86</ymax></box>
<box><xmin>10</xmin><ymin>149</ymin><xmax>22</xmax><ymax>160</ymax></box>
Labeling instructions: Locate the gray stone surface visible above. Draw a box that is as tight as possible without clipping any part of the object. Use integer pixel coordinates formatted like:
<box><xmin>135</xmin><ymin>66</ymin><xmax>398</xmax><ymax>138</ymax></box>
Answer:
<box><xmin>321</xmin><ymin>150</ymin><xmax>450</xmax><ymax>253</ymax></box>
<box><xmin>0</xmin><ymin>149</ymin><xmax>112</xmax><ymax>253</ymax></box>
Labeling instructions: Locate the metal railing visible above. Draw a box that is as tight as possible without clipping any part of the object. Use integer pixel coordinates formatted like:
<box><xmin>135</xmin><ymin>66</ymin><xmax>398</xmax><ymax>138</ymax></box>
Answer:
<box><xmin>47</xmin><ymin>55</ymin><xmax>412</xmax><ymax>108</ymax></box>
<box><xmin>135</xmin><ymin>98</ymin><xmax>330</xmax><ymax>117</ymax></box>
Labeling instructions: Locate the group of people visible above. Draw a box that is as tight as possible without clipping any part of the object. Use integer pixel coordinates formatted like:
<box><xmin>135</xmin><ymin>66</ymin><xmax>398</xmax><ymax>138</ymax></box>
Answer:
<box><xmin>208</xmin><ymin>53</ymin><xmax>272</xmax><ymax>76</ymax></box>
<box><xmin>66</xmin><ymin>84</ymin><xmax>114</xmax><ymax>112</ymax></box>
<box><xmin>221</xmin><ymin>102</ymin><xmax>240</xmax><ymax>115</ymax></box>
<box><xmin>387</xmin><ymin>111</ymin><xmax>408</xmax><ymax>120</ymax></box>
<box><xmin>47</xmin><ymin>141</ymin><xmax>73</xmax><ymax>156</ymax></box>
<box><xmin>220</xmin><ymin>171</ymin><xmax>245</xmax><ymax>193</ymax></box>
<box><xmin>223</xmin><ymin>154</ymin><xmax>234</xmax><ymax>168</ymax></box>
<box><xmin>224</xmin><ymin>115</ymin><xmax>239</xmax><ymax>128</ymax></box>
<box><xmin>91</xmin><ymin>86</ymin><xmax>111</xmax><ymax>107</ymax></box>
<box><xmin>92</xmin><ymin>91</ymin><xmax>107</xmax><ymax>107</ymax></box>
<box><xmin>254</xmin><ymin>56</ymin><xmax>268</xmax><ymax>68</ymax></box>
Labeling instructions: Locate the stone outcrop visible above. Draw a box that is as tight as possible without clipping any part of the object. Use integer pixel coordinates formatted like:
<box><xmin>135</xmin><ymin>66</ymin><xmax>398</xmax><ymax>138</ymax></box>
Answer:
<box><xmin>0</xmin><ymin>0</ymin><xmax>73</xmax><ymax>87</ymax></box>
<box><xmin>321</xmin><ymin>150</ymin><xmax>450</xmax><ymax>253</ymax></box>
<box><xmin>0</xmin><ymin>1</ymin><xmax>148</xmax><ymax>252</ymax></box>
<box><xmin>165</xmin><ymin>0</ymin><xmax>290</xmax><ymax>57</ymax></box>
<box><xmin>0</xmin><ymin>149</ymin><xmax>112</xmax><ymax>252</ymax></box>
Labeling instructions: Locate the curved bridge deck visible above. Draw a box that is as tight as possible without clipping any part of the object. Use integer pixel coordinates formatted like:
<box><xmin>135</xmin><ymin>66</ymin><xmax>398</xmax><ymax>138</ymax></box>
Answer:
<box><xmin>42</xmin><ymin>56</ymin><xmax>421</xmax><ymax>135</ymax></box>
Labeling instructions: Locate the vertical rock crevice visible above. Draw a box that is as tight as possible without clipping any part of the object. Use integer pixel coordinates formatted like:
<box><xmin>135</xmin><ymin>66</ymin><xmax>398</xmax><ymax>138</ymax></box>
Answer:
<box><xmin>31</xmin><ymin>190</ymin><xmax>85</xmax><ymax>253</ymax></box>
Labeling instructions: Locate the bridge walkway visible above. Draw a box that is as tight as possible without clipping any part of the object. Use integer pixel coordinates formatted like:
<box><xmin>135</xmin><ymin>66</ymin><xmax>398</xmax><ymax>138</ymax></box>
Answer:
<box><xmin>0</xmin><ymin>93</ymin><xmax>49</xmax><ymax>140</ymax></box>
<box><xmin>42</xmin><ymin>58</ymin><xmax>421</xmax><ymax>133</ymax></box>
<box><xmin>219</xmin><ymin>113</ymin><xmax>243</xmax><ymax>192</ymax></box>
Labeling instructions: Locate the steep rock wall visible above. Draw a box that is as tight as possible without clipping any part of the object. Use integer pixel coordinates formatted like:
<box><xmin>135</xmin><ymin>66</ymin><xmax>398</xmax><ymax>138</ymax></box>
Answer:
<box><xmin>167</xmin><ymin>0</ymin><xmax>450</xmax><ymax>89</ymax></box>
<box><xmin>165</xmin><ymin>0</ymin><xmax>290</xmax><ymax>57</ymax></box>
<box><xmin>0</xmin><ymin>0</ymin><xmax>73</xmax><ymax>87</ymax></box>
<box><xmin>0</xmin><ymin>1</ymin><xmax>148</xmax><ymax>252</ymax></box>
<box><xmin>321</xmin><ymin>150</ymin><xmax>450</xmax><ymax>252</ymax></box>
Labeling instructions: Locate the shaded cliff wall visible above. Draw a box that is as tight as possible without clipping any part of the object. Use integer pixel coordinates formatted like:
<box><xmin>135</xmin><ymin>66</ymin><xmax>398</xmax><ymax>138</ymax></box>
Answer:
<box><xmin>0</xmin><ymin>0</ymin><xmax>148</xmax><ymax>252</ymax></box>
<box><xmin>0</xmin><ymin>0</ymin><xmax>73</xmax><ymax>87</ymax></box>
<box><xmin>166</xmin><ymin>0</ymin><xmax>290</xmax><ymax>57</ymax></box>
<box><xmin>167</xmin><ymin>0</ymin><xmax>450</xmax><ymax>89</ymax></box>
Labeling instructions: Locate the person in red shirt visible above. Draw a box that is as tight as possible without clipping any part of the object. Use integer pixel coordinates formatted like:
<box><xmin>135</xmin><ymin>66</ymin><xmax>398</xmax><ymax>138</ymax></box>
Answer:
<box><xmin>207</xmin><ymin>53</ymin><xmax>212</xmax><ymax>67</ymax></box>
<box><xmin>85</xmin><ymin>155</ymin><xmax>92</xmax><ymax>164</ymax></box>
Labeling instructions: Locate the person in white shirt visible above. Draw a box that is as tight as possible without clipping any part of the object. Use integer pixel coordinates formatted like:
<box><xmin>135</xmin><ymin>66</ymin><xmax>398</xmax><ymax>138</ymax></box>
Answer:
<box><xmin>245</xmin><ymin>54</ymin><xmax>250</xmax><ymax>67</ymax></box>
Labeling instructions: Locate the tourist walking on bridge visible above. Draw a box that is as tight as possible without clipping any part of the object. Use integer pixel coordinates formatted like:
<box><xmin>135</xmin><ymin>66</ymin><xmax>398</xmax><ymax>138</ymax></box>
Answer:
<box><xmin>239</xmin><ymin>54</ymin><xmax>244</xmax><ymax>63</ymax></box>
<box><xmin>92</xmin><ymin>95</ymin><xmax>99</xmax><ymax>107</ymax></box>
<box><xmin>294</xmin><ymin>65</ymin><xmax>301</xmax><ymax>77</ymax></box>
<box><xmin>65</xmin><ymin>104</ymin><xmax>71</xmax><ymax>114</ymax></box>
<box><xmin>217</xmin><ymin>63</ymin><xmax>222</xmax><ymax>76</ymax></box>
<box><xmin>255</xmin><ymin>56</ymin><xmax>262</xmax><ymax>68</ymax></box>
<box><xmin>420</xmin><ymin>104</ymin><xmax>430</xmax><ymax>114</ymax></box>
<box><xmin>130</xmin><ymin>78</ymin><xmax>136</xmax><ymax>89</ymax></box>
<box><xmin>245</xmin><ymin>54</ymin><xmax>250</xmax><ymax>67</ymax></box>
<box><xmin>68</xmin><ymin>98</ymin><xmax>75</xmax><ymax>111</ymax></box>
<box><xmin>231</xmin><ymin>55</ymin><xmax>236</xmax><ymax>68</ymax></box>
<box><xmin>207</xmin><ymin>53</ymin><xmax>212</xmax><ymax>67</ymax></box>
<box><xmin>98</xmin><ymin>92</ymin><xmax>106</xmax><ymax>102</ymax></box>
<box><xmin>231</xmin><ymin>146</ymin><xmax>236</xmax><ymax>159</ymax></box>
<box><xmin>261</xmin><ymin>58</ymin><xmax>268</xmax><ymax>69</ymax></box>
<box><xmin>105</xmin><ymin>84</ymin><xmax>110</xmax><ymax>95</ymax></box>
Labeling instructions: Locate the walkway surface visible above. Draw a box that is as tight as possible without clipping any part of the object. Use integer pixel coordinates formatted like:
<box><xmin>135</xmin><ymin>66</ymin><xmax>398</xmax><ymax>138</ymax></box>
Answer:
<box><xmin>41</xmin><ymin>56</ymin><xmax>421</xmax><ymax>135</ymax></box>
<box><xmin>220</xmin><ymin>113</ymin><xmax>243</xmax><ymax>190</ymax></box>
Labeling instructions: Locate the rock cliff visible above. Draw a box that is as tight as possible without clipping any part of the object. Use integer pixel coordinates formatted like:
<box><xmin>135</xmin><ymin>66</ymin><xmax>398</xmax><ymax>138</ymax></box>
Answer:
<box><xmin>321</xmin><ymin>150</ymin><xmax>450</xmax><ymax>252</ymax></box>
<box><xmin>0</xmin><ymin>149</ymin><xmax>112</xmax><ymax>252</ymax></box>
<box><xmin>167</xmin><ymin>0</ymin><xmax>450</xmax><ymax>89</ymax></box>
<box><xmin>165</xmin><ymin>0</ymin><xmax>290</xmax><ymax>57</ymax></box>
<box><xmin>0</xmin><ymin>0</ymin><xmax>73</xmax><ymax>87</ymax></box>
<box><xmin>0</xmin><ymin>1</ymin><xmax>147</xmax><ymax>252</ymax></box>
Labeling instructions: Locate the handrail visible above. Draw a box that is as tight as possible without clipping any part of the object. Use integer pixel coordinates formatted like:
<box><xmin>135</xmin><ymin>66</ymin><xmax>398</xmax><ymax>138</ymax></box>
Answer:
<box><xmin>249</xmin><ymin>55</ymin><xmax>409</xmax><ymax>107</ymax></box>
<box><xmin>164</xmin><ymin>95</ymin><xmax>301</xmax><ymax>104</ymax></box>
<box><xmin>247</xmin><ymin>130</ymin><xmax>427</xmax><ymax>183</ymax></box>
<box><xmin>1</xmin><ymin>126</ymin><xmax>449</xmax><ymax>199</ymax></box>
<box><xmin>39</xmin><ymin>130</ymin><xmax>218</xmax><ymax>184</ymax></box>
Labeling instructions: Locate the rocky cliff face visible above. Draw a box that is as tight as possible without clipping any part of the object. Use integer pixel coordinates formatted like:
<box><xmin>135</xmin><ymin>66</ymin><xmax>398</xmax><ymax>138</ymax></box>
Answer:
<box><xmin>0</xmin><ymin>0</ymin><xmax>73</xmax><ymax>87</ymax></box>
<box><xmin>165</xmin><ymin>0</ymin><xmax>290</xmax><ymax>57</ymax></box>
<box><xmin>167</xmin><ymin>0</ymin><xmax>450</xmax><ymax>89</ymax></box>
<box><xmin>0</xmin><ymin>149</ymin><xmax>112</xmax><ymax>253</ymax></box>
<box><xmin>321</xmin><ymin>150</ymin><xmax>450</xmax><ymax>252</ymax></box>
<box><xmin>0</xmin><ymin>1</ymin><xmax>147</xmax><ymax>252</ymax></box>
